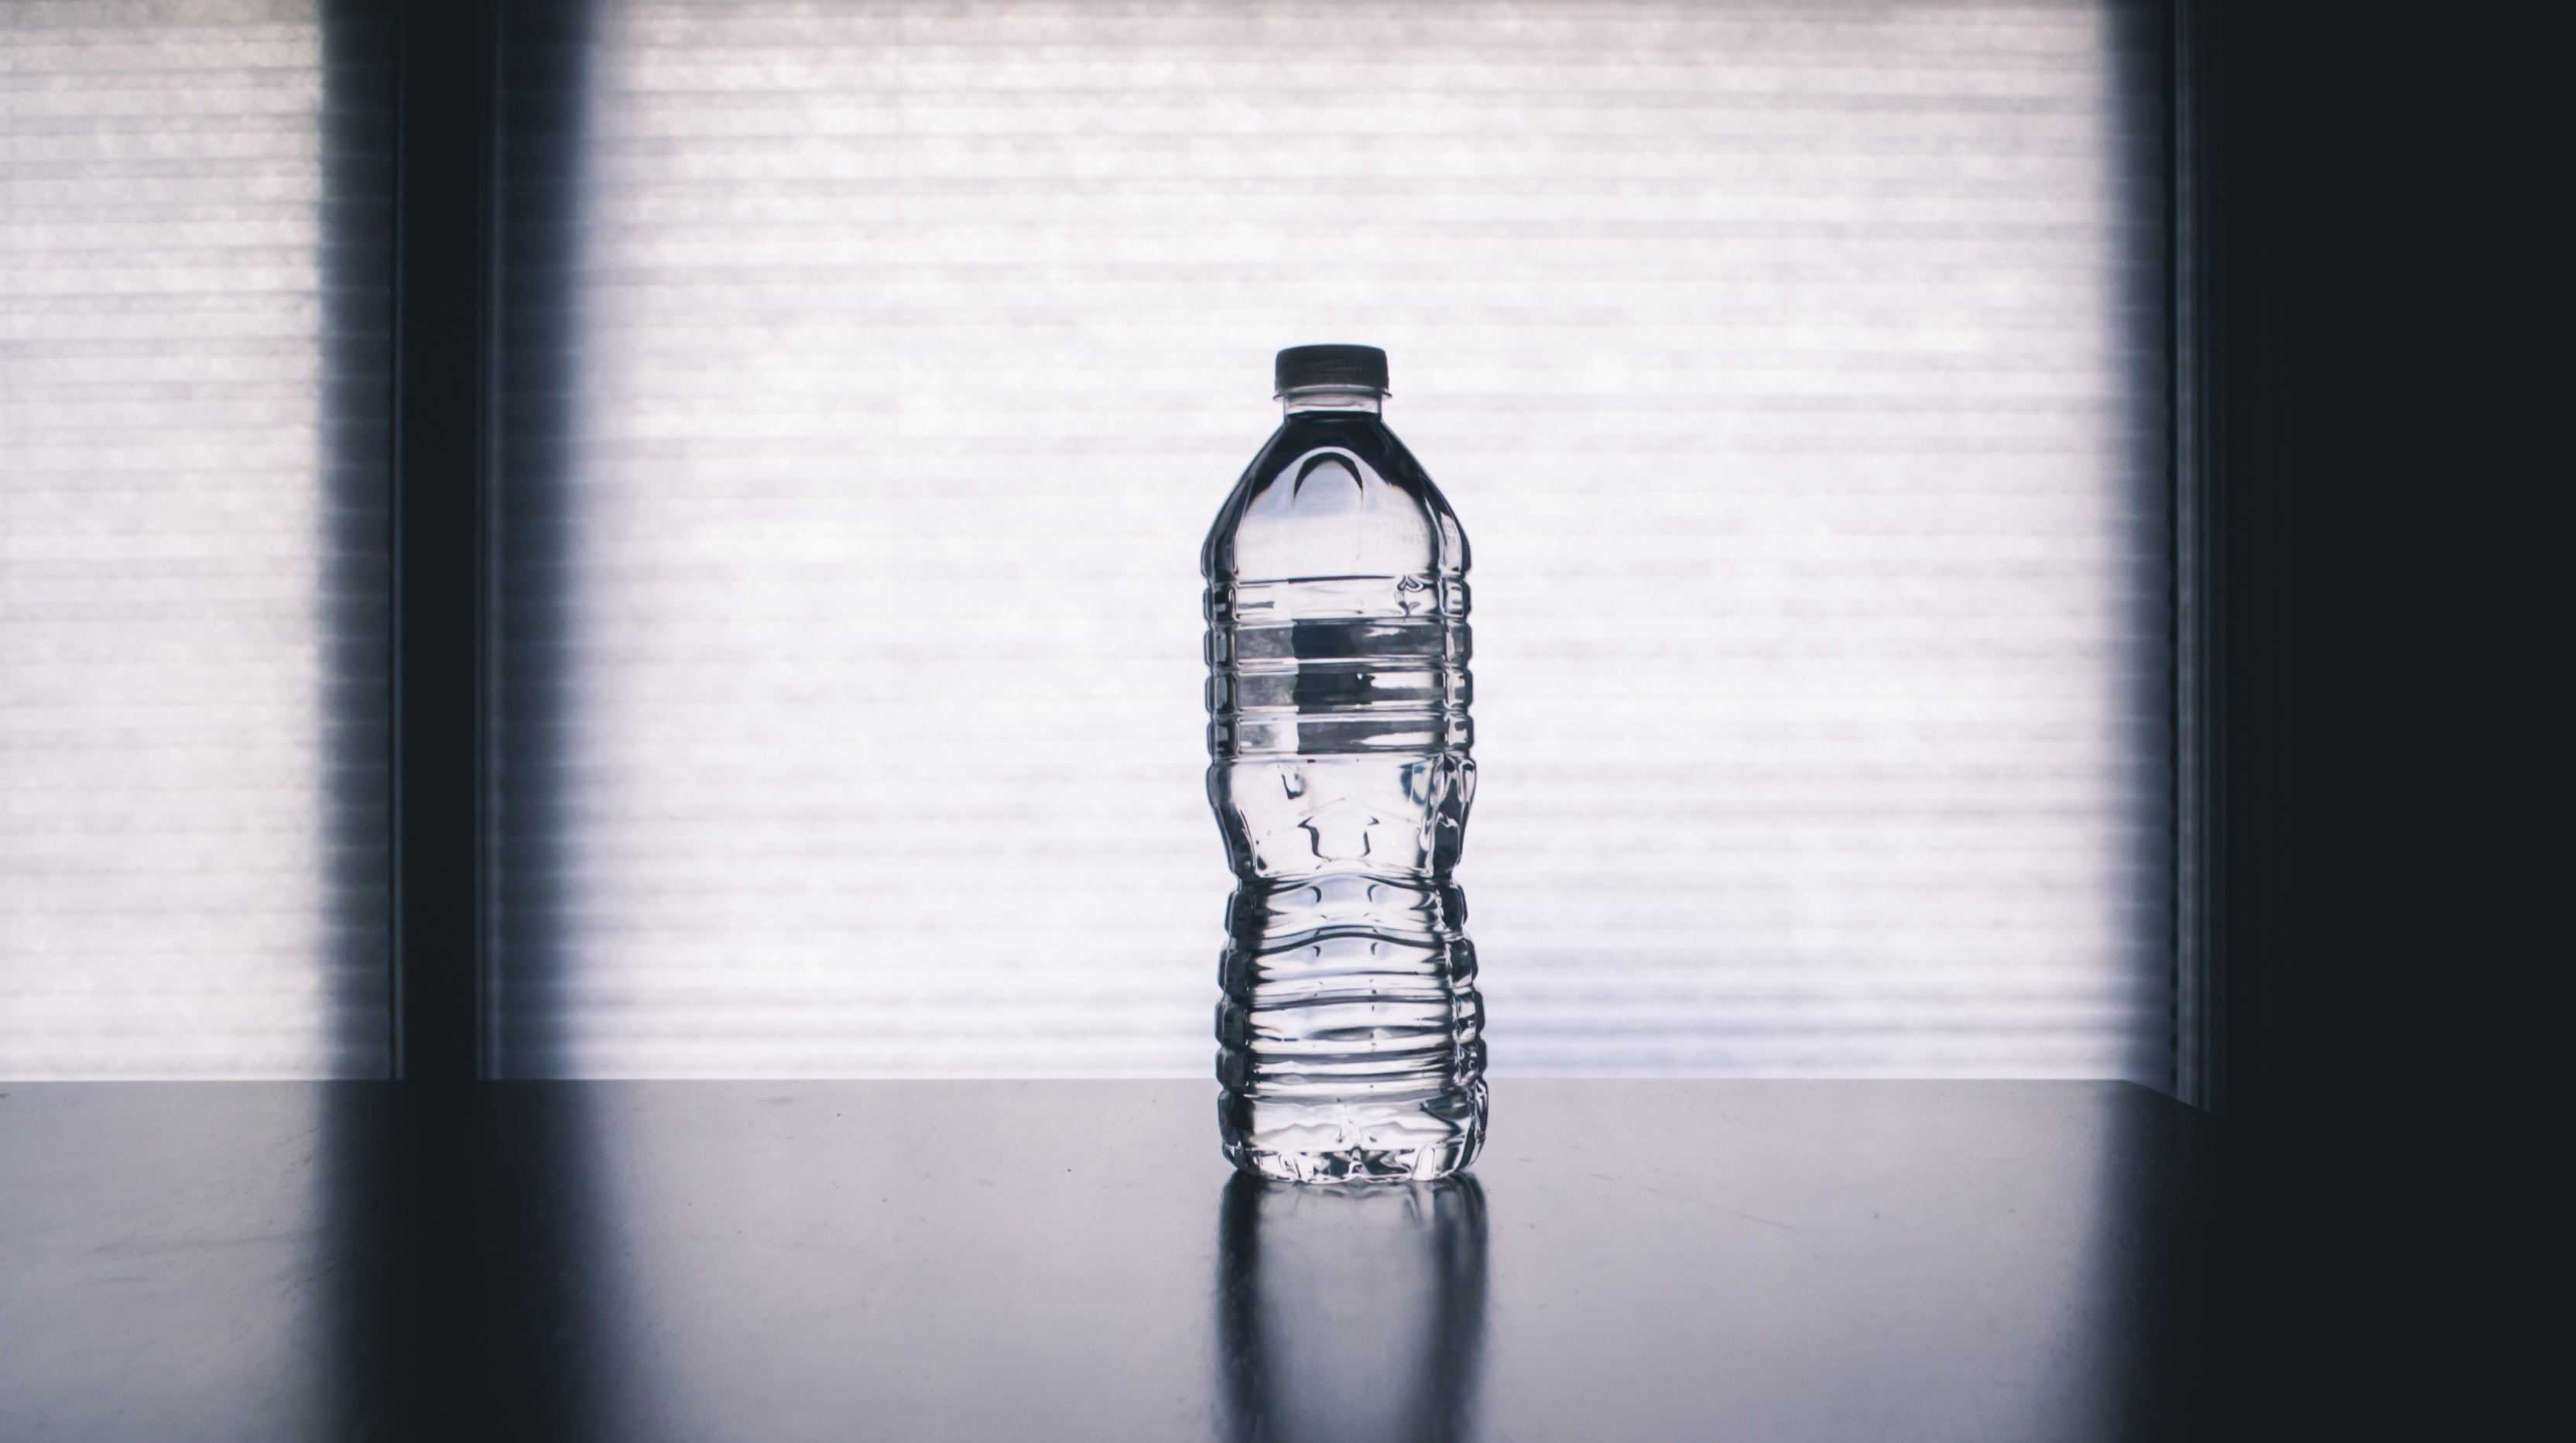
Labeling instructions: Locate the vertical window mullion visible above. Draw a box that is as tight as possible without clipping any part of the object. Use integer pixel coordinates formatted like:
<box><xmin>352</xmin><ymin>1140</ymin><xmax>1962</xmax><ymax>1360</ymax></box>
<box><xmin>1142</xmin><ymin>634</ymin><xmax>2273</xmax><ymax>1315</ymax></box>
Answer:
<box><xmin>389</xmin><ymin>0</ymin><xmax>498</xmax><ymax>1080</ymax></box>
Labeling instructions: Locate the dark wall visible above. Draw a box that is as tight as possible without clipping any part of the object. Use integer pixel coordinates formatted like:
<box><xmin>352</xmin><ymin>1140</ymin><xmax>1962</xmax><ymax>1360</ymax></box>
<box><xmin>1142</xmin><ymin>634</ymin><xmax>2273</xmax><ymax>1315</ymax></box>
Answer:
<box><xmin>2201</xmin><ymin>0</ymin><xmax>2544</xmax><ymax>1430</ymax></box>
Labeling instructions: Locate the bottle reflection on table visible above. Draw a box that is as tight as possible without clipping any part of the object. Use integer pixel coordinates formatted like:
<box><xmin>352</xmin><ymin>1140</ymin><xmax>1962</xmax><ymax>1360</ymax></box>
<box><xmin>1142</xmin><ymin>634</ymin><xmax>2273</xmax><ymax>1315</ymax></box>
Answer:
<box><xmin>1217</xmin><ymin>1173</ymin><xmax>1488</xmax><ymax>1443</ymax></box>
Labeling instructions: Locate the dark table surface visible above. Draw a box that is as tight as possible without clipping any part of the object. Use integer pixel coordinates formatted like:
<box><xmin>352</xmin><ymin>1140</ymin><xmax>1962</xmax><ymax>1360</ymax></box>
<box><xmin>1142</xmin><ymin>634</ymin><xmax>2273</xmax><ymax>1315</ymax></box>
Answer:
<box><xmin>0</xmin><ymin>1081</ymin><xmax>2215</xmax><ymax>1442</ymax></box>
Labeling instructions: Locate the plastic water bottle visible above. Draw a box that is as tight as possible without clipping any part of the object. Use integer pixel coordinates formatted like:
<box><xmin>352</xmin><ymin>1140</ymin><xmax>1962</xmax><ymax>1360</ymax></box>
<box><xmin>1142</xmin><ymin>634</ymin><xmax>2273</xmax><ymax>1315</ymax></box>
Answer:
<box><xmin>1204</xmin><ymin>344</ymin><xmax>1486</xmax><ymax>1182</ymax></box>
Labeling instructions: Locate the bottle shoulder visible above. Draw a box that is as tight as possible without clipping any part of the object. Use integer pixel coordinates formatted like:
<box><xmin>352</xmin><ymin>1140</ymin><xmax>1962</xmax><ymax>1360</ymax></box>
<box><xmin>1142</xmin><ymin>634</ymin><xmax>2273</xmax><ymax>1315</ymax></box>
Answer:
<box><xmin>1203</xmin><ymin>415</ymin><xmax>1468</xmax><ymax>584</ymax></box>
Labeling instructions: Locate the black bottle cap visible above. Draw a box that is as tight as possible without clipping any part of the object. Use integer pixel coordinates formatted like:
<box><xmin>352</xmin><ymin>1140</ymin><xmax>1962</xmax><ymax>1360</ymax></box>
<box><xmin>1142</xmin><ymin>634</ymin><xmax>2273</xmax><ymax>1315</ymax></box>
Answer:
<box><xmin>1275</xmin><ymin>344</ymin><xmax>1389</xmax><ymax>394</ymax></box>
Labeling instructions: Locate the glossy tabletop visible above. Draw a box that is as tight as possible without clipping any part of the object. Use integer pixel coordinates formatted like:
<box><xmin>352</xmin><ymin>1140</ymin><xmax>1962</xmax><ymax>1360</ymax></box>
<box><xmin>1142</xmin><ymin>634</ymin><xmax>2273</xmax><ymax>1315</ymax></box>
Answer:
<box><xmin>0</xmin><ymin>1081</ymin><xmax>2215</xmax><ymax>1441</ymax></box>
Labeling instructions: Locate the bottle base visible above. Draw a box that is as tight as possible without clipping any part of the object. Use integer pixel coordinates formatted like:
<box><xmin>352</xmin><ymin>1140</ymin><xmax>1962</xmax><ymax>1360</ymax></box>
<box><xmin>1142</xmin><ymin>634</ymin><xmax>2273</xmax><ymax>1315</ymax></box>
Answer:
<box><xmin>1224</xmin><ymin>1136</ymin><xmax>1480</xmax><ymax>1184</ymax></box>
<box><xmin>1218</xmin><ymin>1086</ymin><xmax>1486</xmax><ymax>1184</ymax></box>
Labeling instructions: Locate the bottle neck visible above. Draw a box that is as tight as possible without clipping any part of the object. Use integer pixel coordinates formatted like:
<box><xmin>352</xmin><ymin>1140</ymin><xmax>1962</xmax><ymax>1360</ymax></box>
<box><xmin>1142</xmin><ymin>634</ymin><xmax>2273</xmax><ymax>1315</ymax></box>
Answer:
<box><xmin>1279</xmin><ymin>386</ymin><xmax>1383</xmax><ymax>416</ymax></box>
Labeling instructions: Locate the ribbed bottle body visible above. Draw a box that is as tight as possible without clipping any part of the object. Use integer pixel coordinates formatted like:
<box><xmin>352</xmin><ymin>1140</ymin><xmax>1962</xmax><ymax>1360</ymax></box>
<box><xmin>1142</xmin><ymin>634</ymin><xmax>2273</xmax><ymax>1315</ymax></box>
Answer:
<box><xmin>1204</xmin><ymin>408</ymin><xmax>1485</xmax><ymax>1182</ymax></box>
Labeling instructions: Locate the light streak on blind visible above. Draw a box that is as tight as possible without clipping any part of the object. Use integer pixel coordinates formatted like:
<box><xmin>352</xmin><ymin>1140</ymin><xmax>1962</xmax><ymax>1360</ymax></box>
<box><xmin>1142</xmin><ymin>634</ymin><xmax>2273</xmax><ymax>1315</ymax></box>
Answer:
<box><xmin>498</xmin><ymin>0</ymin><xmax>2172</xmax><ymax>1082</ymax></box>
<box><xmin>0</xmin><ymin>0</ymin><xmax>390</xmax><ymax>1077</ymax></box>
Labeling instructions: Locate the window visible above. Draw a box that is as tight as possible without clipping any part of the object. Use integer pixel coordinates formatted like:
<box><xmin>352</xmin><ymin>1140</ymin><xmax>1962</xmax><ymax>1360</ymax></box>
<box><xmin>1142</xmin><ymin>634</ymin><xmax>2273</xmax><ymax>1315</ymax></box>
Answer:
<box><xmin>489</xmin><ymin>0</ymin><xmax>2175</xmax><ymax>1081</ymax></box>
<box><xmin>1</xmin><ymin>0</ymin><xmax>2177</xmax><ymax>1086</ymax></box>
<box><xmin>1</xmin><ymin>0</ymin><xmax>391</xmax><ymax>1077</ymax></box>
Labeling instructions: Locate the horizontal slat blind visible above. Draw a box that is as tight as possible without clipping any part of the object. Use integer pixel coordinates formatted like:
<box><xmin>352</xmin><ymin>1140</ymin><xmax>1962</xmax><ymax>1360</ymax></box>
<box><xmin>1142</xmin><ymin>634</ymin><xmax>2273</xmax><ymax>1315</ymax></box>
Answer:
<box><xmin>0</xmin><ymin>0</ymin><xmax>389</xmax><ymax>1077</ymax></box>
<box><xmin>498</xmin><ymin>0</ymin><xmax>2170</xmax><ymax>1081</ymax></box>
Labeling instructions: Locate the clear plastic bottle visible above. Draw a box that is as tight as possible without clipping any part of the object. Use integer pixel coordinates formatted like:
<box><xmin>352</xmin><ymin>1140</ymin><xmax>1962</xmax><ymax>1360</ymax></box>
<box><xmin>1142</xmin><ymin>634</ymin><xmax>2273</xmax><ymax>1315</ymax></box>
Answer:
<box><xmin>1205</xmin><ymin>344</ymin><xmax>1486</xmax><ymax>1182</ymax></box>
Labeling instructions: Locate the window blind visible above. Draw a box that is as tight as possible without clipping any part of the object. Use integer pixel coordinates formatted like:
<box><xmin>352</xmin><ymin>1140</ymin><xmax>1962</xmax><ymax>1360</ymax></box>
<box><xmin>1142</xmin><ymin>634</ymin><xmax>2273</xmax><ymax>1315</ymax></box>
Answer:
<box><xmin>0</xmin><ymin>0</ymin><xmax>391</xmax><ymax>1077</ymax></box>
<box><xmin>494</xmin><ymin>0</ymin><xmax>2173</xmax><ymax>1081</ymax></box>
